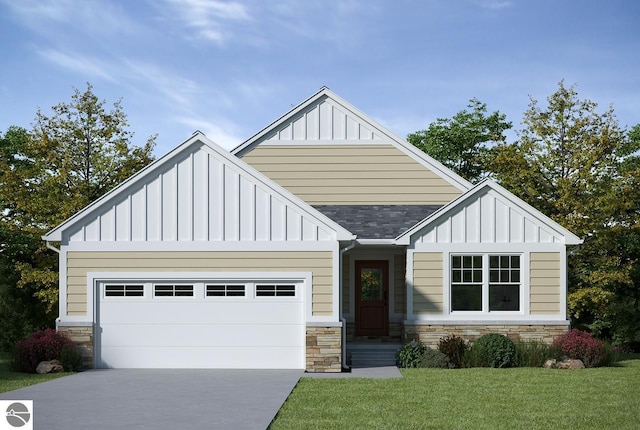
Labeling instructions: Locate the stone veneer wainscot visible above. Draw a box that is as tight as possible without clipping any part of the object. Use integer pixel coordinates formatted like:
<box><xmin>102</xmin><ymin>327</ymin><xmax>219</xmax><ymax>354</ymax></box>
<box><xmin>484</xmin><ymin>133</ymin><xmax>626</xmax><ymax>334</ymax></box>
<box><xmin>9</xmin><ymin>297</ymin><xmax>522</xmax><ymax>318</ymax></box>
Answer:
<box><xmin>306</xmin><ymin>325</ymin><xmax>342</xmax><ymax>372</ymax></box>
<box><xmin>404</xmin><ymin>323</ymin><xmax>570</xmax><ymax>346</ymax></box>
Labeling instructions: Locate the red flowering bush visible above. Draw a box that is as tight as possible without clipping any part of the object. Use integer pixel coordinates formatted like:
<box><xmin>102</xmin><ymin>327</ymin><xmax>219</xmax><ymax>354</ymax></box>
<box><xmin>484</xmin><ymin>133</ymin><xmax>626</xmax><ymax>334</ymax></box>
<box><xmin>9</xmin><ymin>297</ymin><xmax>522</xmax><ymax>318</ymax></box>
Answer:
<box><xmin>552</xmin><ymin>329</ymin><xmax>607</xmax><ymax>368</ymax></box>
<box><xmin>14</xmin><ymin>328</ymin><xmax>76</xmax><ymax>373</ymax></box>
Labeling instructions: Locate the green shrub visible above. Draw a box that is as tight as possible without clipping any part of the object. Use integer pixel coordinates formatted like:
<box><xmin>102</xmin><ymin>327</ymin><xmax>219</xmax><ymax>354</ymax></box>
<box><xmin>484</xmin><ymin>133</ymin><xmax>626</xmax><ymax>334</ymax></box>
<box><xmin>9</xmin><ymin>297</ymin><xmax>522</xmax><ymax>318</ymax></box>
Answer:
<box><xmin>470</xmin><ymin>334</ymin><xmax>516</xmax><ymax>368</ymax></box>
<box><xmin>59</xmin><ymin>346</ymin><xmax>83</xmax><ymax>372</ymax></box>
<box><xmin>418</xmin><ymin>347</ymin><xmax>452</xmax><ymax>368</ymax></box>
<box><xmin>514</xmin><ymin>340</ymin><xmax>561</xmax><ymax>367</ymax></box>
<box><xmin>396</xmin><ymin>340</ymin><xmax>427</xmax><ymax>368</ymax></box>
<box><xmin>438</xmin><ymin>335</ymin><xmax>468</xmax><ymax>368</ymax></box>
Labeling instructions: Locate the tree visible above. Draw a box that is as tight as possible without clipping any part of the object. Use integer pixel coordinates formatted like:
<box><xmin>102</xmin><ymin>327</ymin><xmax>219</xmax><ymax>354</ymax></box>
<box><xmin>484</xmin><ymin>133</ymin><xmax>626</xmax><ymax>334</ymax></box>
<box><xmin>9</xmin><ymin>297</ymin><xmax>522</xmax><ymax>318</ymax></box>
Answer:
<box><xmin>0</xmin><ymin>84</ymin><xmax>156</xmax><ymax>347</ymax></box>
<box><xmin>0</xmin><ymin>127</ymin><xmax>52</xmax><ymax>348</ymax></box>
<box><xmin>407</xmin><ymin>99</ymin><xmax>512</xmax><ymax>183</ymax></box>
<box><xmin>490</xmin><ymin>81</ymin><xmax>640</xmax><ymax>343</ymax></box>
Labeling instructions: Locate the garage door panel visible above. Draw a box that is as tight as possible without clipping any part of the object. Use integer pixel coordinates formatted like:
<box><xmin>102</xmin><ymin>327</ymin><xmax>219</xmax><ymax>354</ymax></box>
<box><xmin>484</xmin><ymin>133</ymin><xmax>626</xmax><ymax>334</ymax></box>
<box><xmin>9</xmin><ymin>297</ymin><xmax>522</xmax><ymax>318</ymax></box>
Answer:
<box><xmin>98</xmin><ymin>302</ymin><xmax>303</xmax><ymax>325</ymax></box>
<box><xmin>98</xmin><ymin>324</ymin><xmax>304</xmax><ymax>348</ymax></box>
<box><xmin>97</xmin><ymin>346</ymin><xmax>303</xmax><ymax>369</ymax></box>
<box><xmin>96</xmin><ymin>278</ymin><xmax>306</xmax><ymax>369</ymax></box>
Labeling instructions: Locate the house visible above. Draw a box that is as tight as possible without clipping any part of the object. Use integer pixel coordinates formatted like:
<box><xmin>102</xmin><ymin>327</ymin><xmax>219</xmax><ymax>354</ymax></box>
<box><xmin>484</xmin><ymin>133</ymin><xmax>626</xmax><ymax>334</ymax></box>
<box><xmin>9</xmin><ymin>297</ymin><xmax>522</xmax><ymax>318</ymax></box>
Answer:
<box><xmin>43</xmin><ymin>87</ymin><xmax>582</xmax><ymax>372</ymax></box>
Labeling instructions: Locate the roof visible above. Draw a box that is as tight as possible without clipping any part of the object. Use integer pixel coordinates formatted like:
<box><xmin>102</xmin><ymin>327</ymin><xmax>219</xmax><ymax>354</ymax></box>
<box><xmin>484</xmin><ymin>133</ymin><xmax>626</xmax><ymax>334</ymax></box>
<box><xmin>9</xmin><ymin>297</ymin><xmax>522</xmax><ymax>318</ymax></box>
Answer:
<box><xmin>313</xmin><ymin>205</ymin><xmax>441</xmax><ymax>239</ymax></box>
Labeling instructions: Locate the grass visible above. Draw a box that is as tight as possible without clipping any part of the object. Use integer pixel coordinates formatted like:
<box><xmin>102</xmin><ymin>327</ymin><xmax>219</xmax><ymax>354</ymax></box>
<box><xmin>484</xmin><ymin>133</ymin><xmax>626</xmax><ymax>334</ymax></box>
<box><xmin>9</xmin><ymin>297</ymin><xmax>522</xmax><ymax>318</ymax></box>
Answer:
<box><xmin>0</xmin><ymin>351</ymin><xmax>72</xmax><ymax>394</ymax></box>
<box><xmin>270</xmin><ymin>356</ymin><xmax>640</xmax><ymax>430</ymax></box>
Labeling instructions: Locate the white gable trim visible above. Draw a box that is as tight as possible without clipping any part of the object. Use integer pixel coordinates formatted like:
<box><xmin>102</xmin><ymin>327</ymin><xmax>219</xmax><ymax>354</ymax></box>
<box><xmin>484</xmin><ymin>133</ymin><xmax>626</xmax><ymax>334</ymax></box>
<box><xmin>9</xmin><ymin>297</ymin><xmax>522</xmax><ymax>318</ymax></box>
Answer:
<box><xmin>231</xmin><ymin>87</ymin><xmax>472</xmax><ymax>192</ymax></box>
<box><xmin>43</xmin><ymin>132</ymin><xmax>354</xmax><ymax>243</ymax></box>
<box><xmin>396</xmin><ymin>180</ymin><xmax>583</xmax><ymax>246</ymax></box>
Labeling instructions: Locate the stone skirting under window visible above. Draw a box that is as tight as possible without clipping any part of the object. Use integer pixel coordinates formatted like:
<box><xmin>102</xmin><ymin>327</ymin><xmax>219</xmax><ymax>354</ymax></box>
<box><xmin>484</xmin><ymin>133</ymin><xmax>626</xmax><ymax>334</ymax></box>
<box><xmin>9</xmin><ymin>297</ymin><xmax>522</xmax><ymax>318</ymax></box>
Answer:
<box><xmin>57</xmin><ymin>323</ymin><xmax>94</xmax><ymax>368</ymax></box>
<box><xmin>404</xmin><ymin>322</ymin><xmax>570</xmax><ymax>347</ymax></box>
<box><xmin>306</xmin><ymin>325</ymin><xmax>342</xmax><ymax>372</ymax></box>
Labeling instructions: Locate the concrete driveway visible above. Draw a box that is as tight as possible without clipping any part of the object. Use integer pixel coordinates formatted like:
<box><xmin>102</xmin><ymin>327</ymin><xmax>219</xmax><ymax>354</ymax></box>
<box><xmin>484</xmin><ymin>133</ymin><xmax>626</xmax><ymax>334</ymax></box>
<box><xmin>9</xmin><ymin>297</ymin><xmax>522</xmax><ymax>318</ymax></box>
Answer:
<box><xmin>0</xmin><ymin>369</ymin><xmax>302</xmax><ymax>430</ymax></box>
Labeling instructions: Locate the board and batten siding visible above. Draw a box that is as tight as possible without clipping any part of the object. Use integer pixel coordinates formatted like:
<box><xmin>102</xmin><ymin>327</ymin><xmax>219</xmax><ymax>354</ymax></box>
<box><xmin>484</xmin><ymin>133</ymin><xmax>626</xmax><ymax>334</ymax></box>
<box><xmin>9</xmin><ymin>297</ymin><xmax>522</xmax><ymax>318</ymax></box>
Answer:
<box><xmin>530</xmin><ymin>252</ymin><xmax>561</xmax><ymax>314</ymax></box>
<box><xmin>66</xmin><ymin>251</ymin><xmax>332</xmax><ymax>316</ymax></box>
<box><xmin>63</xmin><ymin>144</ymin><xmax>336</xmax><ymax>243</ymax></box>
<box><xmin>241</xmin><ymin>145</ymin><xmax>461</xmax><ymax>205</ymax></box>
<box><xmin>412</xmin><ymin>252</ymin><xmax>444</xmax><ymax>314</ymax></box>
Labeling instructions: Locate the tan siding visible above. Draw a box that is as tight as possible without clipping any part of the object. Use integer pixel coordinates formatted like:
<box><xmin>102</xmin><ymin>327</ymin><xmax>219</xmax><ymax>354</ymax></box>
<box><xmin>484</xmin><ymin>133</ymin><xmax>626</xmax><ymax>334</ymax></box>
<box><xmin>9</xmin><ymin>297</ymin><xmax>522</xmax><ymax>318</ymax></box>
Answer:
<box><xmin>394</xmin><ymin>254</ymin><xmax>406</xmax><ymax>315</ymax></box>
<box><xmin>413</xmin><ymin>252</ymin><xmax>444</xmax><ymax>314</ymax></box>
<box><xmin>530</xmin><ymin>252</ymin><xmax>561</xmax><ymax>314</ymax></box>
<box><xmin>66</xmin><ymin>251</ymin><xmax>333</xmax><ymax>316</ymax></box>
<box><xmin>241</xmin><ymin>145</ymin><xmax>461</xmax><ymax>205</ymax></box>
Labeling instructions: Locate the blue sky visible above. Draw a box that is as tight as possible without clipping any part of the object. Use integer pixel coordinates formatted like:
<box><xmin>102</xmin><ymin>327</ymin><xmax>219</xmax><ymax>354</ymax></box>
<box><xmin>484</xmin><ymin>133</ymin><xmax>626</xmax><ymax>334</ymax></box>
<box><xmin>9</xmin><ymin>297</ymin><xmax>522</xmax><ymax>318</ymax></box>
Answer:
<box><xmin>1</xmin><ymin>0</ymin><xmax>639</xmax><ymax>156</ymax></box>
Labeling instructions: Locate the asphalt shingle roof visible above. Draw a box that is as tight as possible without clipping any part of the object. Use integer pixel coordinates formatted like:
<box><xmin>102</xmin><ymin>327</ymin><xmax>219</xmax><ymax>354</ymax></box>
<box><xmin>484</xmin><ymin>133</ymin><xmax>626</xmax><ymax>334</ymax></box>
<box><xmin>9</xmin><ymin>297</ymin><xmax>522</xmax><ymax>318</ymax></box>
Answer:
<box><xmin>313</xmin><ymin>205</ymin><xmax>442</xmax><ymax>240</ymax></box>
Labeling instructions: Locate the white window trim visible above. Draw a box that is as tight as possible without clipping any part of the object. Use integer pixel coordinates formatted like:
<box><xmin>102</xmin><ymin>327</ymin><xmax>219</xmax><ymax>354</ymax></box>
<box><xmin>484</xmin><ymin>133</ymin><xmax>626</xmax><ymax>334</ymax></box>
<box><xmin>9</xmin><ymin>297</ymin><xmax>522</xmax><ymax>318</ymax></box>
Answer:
<box><xmin>448</xmin><ymin>253</ymin><xmax>525</xmax><ymax>316</ymax></box>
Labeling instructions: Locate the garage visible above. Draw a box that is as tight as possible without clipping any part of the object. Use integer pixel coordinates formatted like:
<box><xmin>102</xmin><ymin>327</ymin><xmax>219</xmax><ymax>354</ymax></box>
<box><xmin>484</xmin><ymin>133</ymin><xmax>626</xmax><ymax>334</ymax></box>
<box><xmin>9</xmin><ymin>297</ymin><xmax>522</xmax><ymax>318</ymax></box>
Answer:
<box><xmin>95</xmin><ymin>278</ymin><xmax>305</xmax><ymax>369</ymax></box>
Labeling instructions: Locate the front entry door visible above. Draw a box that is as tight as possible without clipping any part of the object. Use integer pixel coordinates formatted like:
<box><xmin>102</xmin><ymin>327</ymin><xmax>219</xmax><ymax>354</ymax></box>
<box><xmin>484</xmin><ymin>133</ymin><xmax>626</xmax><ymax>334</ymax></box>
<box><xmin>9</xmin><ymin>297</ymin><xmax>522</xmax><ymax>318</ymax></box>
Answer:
<box><xmin>355</xmin><ymin>260</ymin><xmax>389</xmax><ymax>337</ymax></box>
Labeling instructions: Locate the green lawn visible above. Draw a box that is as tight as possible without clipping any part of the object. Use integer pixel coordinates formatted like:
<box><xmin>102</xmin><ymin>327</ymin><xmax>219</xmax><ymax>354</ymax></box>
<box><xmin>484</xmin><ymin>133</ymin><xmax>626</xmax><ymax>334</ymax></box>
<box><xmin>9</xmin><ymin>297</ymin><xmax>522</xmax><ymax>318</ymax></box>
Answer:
<box><xmin>270</xmin><ymin>357</ymin><xmax>640</xmax><ymax>430</ymax></box>
<box><xmin>0</xmin><ymin>351</ymin><xmax>72</xmax><ymax>394</ymax></box>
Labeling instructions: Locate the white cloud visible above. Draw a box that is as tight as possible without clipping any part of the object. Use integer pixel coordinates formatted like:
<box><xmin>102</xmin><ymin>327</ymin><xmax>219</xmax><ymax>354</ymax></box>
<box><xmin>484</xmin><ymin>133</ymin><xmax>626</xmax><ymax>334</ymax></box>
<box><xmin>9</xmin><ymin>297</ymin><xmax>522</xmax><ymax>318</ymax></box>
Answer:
<box><xmin>158</xmin><ymin>0</ymin><xmax>251</xmax><ymax>44</ymax></box>
<box><xmin>176</xmin><ymin>116</ymin><xmax>243</xmax><ymax>150</ymax></box>
<box><xmin>37</xmin><ymin>49</ymin><xmax>116</xmax><ymax>82</ymax></box>
<box><xmin>470</xmin><ymin>0</ymin><xmax>513</xmax><ymax>10</ymax></box>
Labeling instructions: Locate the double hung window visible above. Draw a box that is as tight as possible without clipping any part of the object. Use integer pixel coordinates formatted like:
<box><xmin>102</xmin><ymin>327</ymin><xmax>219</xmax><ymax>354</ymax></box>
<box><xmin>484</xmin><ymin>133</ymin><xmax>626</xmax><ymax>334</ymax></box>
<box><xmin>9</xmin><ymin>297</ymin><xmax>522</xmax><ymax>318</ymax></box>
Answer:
<box><xmin>451</xmin><ymin>255</ymin><xmax>521</xmax><ymax>312</ymax></box>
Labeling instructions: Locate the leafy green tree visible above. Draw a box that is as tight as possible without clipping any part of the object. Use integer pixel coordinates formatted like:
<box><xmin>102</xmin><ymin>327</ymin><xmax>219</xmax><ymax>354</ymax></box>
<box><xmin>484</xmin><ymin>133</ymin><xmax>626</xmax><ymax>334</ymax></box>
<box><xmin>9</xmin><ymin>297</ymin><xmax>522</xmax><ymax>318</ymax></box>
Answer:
<box><xmin>490</xmin><ymin>81</ymin><xmax>640</xmax><ymax>343</ymax></box>
<box><xmin>408</xmin><ymin>98</ymin><xmax>512</xmax><ymax>183</ymax></box>
<box><xmin>0</xmin><ymin>84</ymin><xmax>156</xmax><ymax>347</ymax></box>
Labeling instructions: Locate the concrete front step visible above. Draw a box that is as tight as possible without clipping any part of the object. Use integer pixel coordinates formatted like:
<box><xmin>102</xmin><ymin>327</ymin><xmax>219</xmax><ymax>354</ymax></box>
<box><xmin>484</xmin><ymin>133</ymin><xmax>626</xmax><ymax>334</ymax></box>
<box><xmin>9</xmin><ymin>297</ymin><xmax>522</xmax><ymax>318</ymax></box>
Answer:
<box><xmin>347</xmin><ymin>342</ymin><xmax>402</xmax><ymax>368</ymax></box>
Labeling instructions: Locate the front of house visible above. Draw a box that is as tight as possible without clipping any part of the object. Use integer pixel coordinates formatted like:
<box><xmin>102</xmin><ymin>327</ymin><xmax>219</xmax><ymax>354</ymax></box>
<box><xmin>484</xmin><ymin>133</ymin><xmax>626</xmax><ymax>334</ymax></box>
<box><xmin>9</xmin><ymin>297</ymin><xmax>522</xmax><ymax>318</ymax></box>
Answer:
<box><xmin>44</xmin><ymin>88</ymin><xmax>582</xmax><ymax>372</ymax></box>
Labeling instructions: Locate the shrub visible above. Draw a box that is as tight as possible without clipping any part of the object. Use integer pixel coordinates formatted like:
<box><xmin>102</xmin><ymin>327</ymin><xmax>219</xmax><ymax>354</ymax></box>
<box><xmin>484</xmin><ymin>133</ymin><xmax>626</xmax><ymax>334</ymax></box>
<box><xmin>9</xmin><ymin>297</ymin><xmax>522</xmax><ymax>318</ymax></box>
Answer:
<box><xmin>437</xmin><ymin>335</ymin><xmax>468</xmax><ymax>368</ymax></box>
<box><xmin>552</xmin><ymin>329</ymin><xmax>611</xmax><ymax>367</ymax></box>
<box><xmin>13</xmin><ymin>328</ymin><xmax>76</xmax><ymax>373</ymax></box>
<box><xmin>418</xmin><ymin>347</ymin><xmax>452</xmax><ymax>368</ymax></box>
<box><xmin>514</xmin><ymin>340</ymin><xmax>561</xmax><ymax>367</ymax></box>
<box><xmin>396</xmin><ymin>339</ymin><xmax>428</xmax><ymax>368</ymax></box>
<box><xmin>469</xmin><ymin>334</ymin><xmax>516</xmax><ymax>368</ymax></box>
<box><xmin>59</xmin><ymin>346</ymin><xmax>83</xmax><ymax>372</ymax></box>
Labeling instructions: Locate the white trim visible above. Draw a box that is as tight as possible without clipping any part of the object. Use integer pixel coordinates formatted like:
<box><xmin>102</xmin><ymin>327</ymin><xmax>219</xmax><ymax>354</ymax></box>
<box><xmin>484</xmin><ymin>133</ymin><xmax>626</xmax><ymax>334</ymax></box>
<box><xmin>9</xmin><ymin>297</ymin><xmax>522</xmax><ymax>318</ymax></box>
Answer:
<box><xmin>356</xmin><ymin>239</ymin><xmax>397</xmax><ymax>246</ymax></box>
<box><xmin>306</xmin><ymin>321</ymin><xmax>343</xmax><ymax>327</ymax></box>
<box><xmin>404</xmin><ymin>319</ymin><xmax>570</xmax><ymax>325</ymax></box>
<box><xmin>62</xmin><ymin>241</ymin><xmax>338</xmax><ymax>252</ymax></box>
<box><xmin>412</xmin><ymin>242</ymin><xmax>565</xmax><ymax>253</ymax></box>
<box><xmin>58</xmin><ymin>248</ymin><xmax>68</xmax><ymax>319</ymax></box>
<box><xmin>331</xmin><ymin>242</ymin><xmax>341</xmax><ymax>319</ymax></box>
<box><xmin>406</xmin><ymin>246</ymin><xmax>414</xmax><ymax>320</ymax></box>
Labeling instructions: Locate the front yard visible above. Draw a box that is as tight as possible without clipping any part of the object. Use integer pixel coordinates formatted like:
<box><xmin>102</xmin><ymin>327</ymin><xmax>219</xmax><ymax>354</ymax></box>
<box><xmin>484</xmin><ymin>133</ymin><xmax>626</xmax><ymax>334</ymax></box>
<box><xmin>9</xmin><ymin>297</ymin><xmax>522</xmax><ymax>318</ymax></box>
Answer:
<box><xmin>270</xmin><ymin>356</ymin><xmax>640</xmax><ymax>430</ymax></box>
<box><xmin>0</xmin><ymin>351</ymin><xmax>72</xmax><ymax>394</ymax></box>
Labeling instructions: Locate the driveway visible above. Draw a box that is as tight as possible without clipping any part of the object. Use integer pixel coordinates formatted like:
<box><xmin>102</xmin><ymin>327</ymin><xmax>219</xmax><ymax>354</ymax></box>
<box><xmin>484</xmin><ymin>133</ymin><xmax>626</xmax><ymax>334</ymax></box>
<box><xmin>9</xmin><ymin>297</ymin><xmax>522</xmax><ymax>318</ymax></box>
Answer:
<box><xmin>0</xmin><ymin>369</ymin><xmax>302</xmax><ymax>430</ymax></box>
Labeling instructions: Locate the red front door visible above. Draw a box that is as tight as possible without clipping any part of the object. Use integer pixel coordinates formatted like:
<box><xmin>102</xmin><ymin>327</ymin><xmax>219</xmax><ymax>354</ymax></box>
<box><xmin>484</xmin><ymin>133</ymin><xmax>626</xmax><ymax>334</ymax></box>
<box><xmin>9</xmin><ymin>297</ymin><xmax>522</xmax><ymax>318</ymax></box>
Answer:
<box><xmin>355</xmin><ymin>260</ymin><xmax>389</xmax><ymax>337</ymax></box>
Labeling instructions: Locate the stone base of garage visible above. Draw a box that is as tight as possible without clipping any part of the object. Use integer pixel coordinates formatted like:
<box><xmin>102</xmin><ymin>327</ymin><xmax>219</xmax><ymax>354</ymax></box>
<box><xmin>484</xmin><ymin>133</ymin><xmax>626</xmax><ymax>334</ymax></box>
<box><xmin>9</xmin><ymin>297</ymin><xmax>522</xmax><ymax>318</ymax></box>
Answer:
<box><xmin>57</xmin><ymin>322</ymin><xmax>94</xmax><ymax>368</ymax></box>
<box><xmin>404</xmin><ymin>322</ymin><xmax>570</xmax><ymax>347</ymax></box>
<box><xmin>306</xmin><ymin>325</ymin><xmax>342</xmax><ymax>373</ymax></box>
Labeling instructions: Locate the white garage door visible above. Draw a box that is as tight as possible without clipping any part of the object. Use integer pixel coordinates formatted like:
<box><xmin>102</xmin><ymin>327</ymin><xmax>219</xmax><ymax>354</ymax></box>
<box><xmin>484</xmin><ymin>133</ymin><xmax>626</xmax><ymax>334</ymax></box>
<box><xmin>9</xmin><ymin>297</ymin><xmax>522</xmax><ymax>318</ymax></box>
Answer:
<box><xmin>95</xmin><ymin>279</ymin><xmax>305</xmax><ymax>369</ymax></box>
